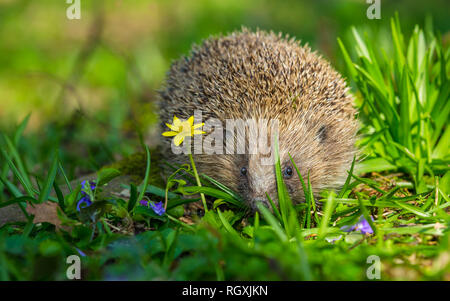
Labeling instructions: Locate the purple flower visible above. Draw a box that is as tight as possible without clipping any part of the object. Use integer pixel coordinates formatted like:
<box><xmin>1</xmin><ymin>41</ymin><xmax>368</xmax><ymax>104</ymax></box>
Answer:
<box><xmin>150</xmin><ymin>201</ymin><xmax>165</xmax><ymax>216</ymax></box>
<box><xmin>77</xmin><ymin>180</ymin><xmax>96</xmax><ymax>212</ymax></box>
<box><xmin>139</xmin><ymin>199</ymin><xmax>165</xmax><ymax>216</ymax></box>
<box><xmin>81</xmin><ymin>180</ymin><xmax>96</xmax><ymax>196</ymax></box>
<box><xmin>77</xmin><ymin>196</ymin><xmax>92</xmax><ymax>212</ymax></box>
<box><xmin>341</xmin><ymin>215</ymin><xmax>374</xmax><ymax>235</ymax></box>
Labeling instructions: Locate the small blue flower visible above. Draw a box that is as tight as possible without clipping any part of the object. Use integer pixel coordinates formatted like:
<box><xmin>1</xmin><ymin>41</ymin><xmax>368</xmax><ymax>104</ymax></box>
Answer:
<box><xmin>77</xmin><ymin>180</ymin><xmax>96</xmax><ymax>212</ymax></box>
<box><xmin>77</xmin><ymin>196</ymin><xmax>92</xmax><ymax>212</ymax></box>
<box><xmin>81</xmin><ymin>180</ymin><xmax>96</xmax><ymax>196</ymax></box>
<box><xmin>139</xmin><ymin>199</ymin><xmax>165</xmax><ymax>216</ymax></box>
<box><xmin>150</xmin><ymin>201</ymin><xmax>165</xmax><ymax>216</ymax></box>
<box><xmin>341</xmin><ymin>215</ymin><xmax>374</xmax><ymax>235</ymax></box>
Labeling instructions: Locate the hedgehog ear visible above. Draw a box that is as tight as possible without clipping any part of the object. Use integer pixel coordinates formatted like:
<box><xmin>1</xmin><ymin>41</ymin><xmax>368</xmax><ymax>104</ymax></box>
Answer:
<box><xmin>317</xmin><ymin>125</ymin><xmax>327</xmax><ymax>143</ymax></box>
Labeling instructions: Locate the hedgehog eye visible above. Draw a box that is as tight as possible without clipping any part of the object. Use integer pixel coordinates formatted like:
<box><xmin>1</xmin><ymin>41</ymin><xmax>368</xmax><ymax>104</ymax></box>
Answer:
<box><xmin>283</xmin><ymin>166</ymin><xmax>293</xmax><ymax>179</ymax></box>
<box><xmin>240</xmin><ymin>167</ymin><xmax>247</xmax><ymax>176</ymax></box>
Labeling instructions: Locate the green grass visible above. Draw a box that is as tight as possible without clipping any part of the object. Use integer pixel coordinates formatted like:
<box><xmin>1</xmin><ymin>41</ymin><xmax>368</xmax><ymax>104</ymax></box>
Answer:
<box><xmin>0</xmin><ymin>16</ymin><xmax>449</xmax><ymax>281</ymax></box>
<box><xmin>339</xmin><ymin>13</ymin><xmax>449</xmax><ymax>194</ymax></box>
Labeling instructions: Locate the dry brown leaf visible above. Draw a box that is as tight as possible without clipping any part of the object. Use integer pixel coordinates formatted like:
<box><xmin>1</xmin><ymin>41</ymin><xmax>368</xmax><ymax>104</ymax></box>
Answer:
<box><xmin>26</xmin><ymin>202</ymin><xmax>71</xmax><ymax>232</ymax></box>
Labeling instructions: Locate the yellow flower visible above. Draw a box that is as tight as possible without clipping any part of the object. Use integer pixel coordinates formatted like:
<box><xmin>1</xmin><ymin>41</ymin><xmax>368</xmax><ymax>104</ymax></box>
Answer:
<box><xmin>162</xmin><ymin>115</ymin><xmax>205</xmax><ymax>146</ymax></box>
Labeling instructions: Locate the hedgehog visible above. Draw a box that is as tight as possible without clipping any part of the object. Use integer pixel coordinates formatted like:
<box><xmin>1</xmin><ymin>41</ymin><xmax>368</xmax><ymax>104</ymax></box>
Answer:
<box><xmin>158</xmin><ymin>29</ymin><xmax>358</xmax><ymax>211</ymax></box>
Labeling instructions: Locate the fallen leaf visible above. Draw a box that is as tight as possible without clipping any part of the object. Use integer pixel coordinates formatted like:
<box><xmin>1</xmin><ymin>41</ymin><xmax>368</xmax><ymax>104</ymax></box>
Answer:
<box><xmin>27</xmin><ymin>201</ymin><xmax>72</xmax><ymax>232</ymax></box>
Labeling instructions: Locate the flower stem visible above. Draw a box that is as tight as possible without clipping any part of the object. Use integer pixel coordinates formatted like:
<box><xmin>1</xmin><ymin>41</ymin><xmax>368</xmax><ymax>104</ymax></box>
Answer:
<box><xmin>166</xmin><ymin>214</ymin><xmax>195</xmax><ymax>232</ymax></box>
<box><xmin>188</xmin><ymin>153</ymin><xmax>208</xmax><ymax>212</ymax></box>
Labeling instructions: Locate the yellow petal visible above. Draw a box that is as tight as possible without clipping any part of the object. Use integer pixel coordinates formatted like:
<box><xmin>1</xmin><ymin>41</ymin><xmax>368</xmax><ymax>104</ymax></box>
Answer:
<box><xmin>192</xmin><ymin>123</ymin><xmax>204</xmax><ymax>130</ymax></box>
<box><xmin>173</xmin><ymin>116</ymin><xmax>182</xmax><ymax>127</ymax></box>
<box><xmin>187</xmin><ymin>116</ymin><xmax>194</xmax><ymax>127</ymax></box>
<box><xmin>165</xmin><ymin>123</ymin><xmax>179</xmax><ymax>132</ymax></box>
<box><xmin>174</xmin><ymin>134</ymin><xmax>185</xmax><ymax>146</ymax></box>
<box><xmin>193</xmin><ymin>130</ymin><xmax>205</xmax><ymax>135</ymax></box>
<box><xmin>162</xmin><ymin>131</ymin><xmax>178</xmax><ymax>137</ymax></box>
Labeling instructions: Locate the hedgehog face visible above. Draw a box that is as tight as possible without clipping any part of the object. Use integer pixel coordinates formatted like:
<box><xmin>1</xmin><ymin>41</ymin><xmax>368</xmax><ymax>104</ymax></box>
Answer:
<box><xmin>234</xmin><ymin>153</ymin><xmax>304</xmax><ymax>212</ymax></box>
<box><xmin>236</xmin><ymin>154</ymin><xmax>276</xmax><ymax>211</ymax></box>
<box><xmin>231</xmin><ymin>120</ymin><xmax>353</xmax><ymax>211</ymax></box>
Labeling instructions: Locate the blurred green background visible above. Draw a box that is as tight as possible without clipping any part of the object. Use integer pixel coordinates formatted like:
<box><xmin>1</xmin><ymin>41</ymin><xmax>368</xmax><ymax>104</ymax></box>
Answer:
<box><xmin>0</xmin><ymin>0</ymin><xmax>448</xmax><ymax>178</ymax></box>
